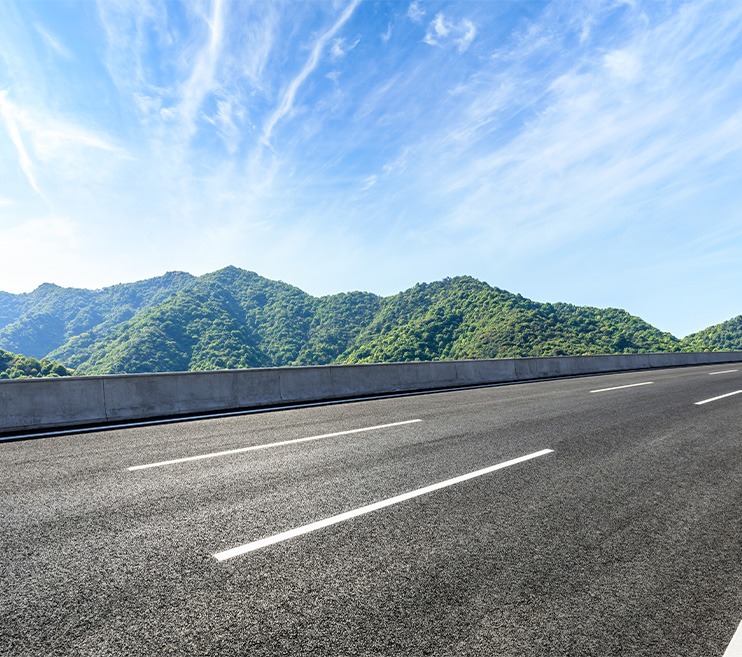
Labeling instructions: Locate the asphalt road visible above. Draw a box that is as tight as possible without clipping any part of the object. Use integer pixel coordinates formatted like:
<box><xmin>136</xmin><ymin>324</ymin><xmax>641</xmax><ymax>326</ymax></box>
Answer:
<box><xmin>1</xmin><ymin>364</ymin><xmax>740</xmax><ymax>656</ymax></box>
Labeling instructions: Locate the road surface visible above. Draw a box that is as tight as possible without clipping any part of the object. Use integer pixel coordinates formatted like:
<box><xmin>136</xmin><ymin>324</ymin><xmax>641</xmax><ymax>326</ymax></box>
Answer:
<box><xmin>1</xmin><ymin>364</ymin><xmax>740</xmax><ymax>655</ymax></box>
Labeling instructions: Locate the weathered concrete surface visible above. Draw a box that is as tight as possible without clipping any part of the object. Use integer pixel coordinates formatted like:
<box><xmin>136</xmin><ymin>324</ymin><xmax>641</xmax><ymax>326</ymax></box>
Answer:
<box><xmin>0</xmin><ymin>376</ymin><xmax>106</xmax><ymax>433</ymax></box>
<box><xmin>2</xmin><ymin>352</ymin><xmax>741</xmax><ymax>435</ymax></box>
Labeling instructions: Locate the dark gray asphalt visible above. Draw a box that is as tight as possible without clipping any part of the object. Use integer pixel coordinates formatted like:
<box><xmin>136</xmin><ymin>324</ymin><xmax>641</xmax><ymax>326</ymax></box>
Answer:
<box><xmin>1</xmin><ymin>364</ymin><xmax>740</xmax><ymax>656</ymax></box>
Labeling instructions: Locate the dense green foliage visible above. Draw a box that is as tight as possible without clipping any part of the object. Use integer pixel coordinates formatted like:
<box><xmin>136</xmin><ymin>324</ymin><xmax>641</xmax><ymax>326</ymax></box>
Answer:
<box><xmin>47</xmin><ymin>268</ymin><xmax>382</xmax><ymax>374</ymax></box>
<box><xmin>681</xmin><ymin>316</ymin><xmax>742</xmax><ymax>352</ymax></box>
<box><xmin>339</xmin><ymin>278</ymin><xmax>681</xmax><ymax>362</ymax></box>
<box><xmin>0</xmin><ymin>267</ymin><xmax>737</xmax><ymax>375</ymax></box>
<box><xmin>0</xmin><ymin>348</ymin><xmax>73</xmax><ymax>379</ymax></box>
<box><xmin>0</xmin><ymin>272</ymin><xmax>194</xmax><ymax>358</ymax></box>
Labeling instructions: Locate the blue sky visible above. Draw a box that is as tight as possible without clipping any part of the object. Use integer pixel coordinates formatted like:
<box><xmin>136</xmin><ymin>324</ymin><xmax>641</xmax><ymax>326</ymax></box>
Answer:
<box><xmin>0</xmin><ymin>0</ymin><xmax>740</xmax><ymax>337</ymax></box>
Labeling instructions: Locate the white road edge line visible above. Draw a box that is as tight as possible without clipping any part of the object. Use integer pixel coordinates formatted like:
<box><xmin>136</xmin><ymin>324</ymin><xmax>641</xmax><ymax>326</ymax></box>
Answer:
<box><xmin>213</xmin><ymin>448</ymin><xmax>554</xmax><ymax>561</ymax></box>
<box><xmin>590</xmin><ymin>382</ymin><xmax>654</xmax><ymax>393</ymax></box>
<box><xmin>709</xmin><ymin>369</ymin><xmax>739</xmax><ymax>375</ymax></box>
<box><xmin>723</xmin><ymin>620</ymin><xmax>742</xmax><ymax>657</ymax></box>
<box><xmin>128</xmin><ymin>419</ymin><xmax>422</xmax><ymax>471</ymax></box>
<box><xmin>694</xmin><ymin>390</ymin><xmax>742</xmax><ymax>406</ymax></box>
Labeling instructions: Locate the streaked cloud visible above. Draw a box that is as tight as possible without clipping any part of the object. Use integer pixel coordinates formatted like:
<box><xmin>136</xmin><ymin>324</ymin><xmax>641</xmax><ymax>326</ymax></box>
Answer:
<box><xmin>261</xmin><ymin>0</ymin><xmax>361</xmax><ymax>146</ymax></box>
<box><xmin>424</xmin><ymin>14</ymin><xmax>476</xmax><ymax>52</ymax></box>
<box><xmin>603</xmin><ymin>49</ymin><xmax>641</xmax><ymax>82</ymax></box>
<box><xmin>407</xmin><ymin>2</ymin><xmax>425</xmax><ymax>24</ymax></box>
<box><xmin>331</xmin><ymin>36</ymin><xmax>361</xmax><ymax>60</ymax></box>
<box><xmin>175</xmin><ymin>0</ymin><xmax>226</xmax><ymax>138</ymax></box>
<box><xmin>360</xmin><ymin>174</ymin><xmax>378</xmax><ymax>191</ymax></box>
<box><xmin>0</xmin><ymin>91</ymin><xmax>45</xmax><ymax>198</ymax></box>
<box><xmin>34</xmin><ymin>23</ymin><xmax>73</xmax><ymax>60</ymax></box>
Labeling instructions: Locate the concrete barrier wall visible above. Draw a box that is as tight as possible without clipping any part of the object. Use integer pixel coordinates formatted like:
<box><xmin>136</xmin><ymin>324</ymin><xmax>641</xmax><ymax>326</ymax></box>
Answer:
<box><xmin>2</xmin><ymin>351</ymin><xmax>741</xmax><ymax>435</ymax></box>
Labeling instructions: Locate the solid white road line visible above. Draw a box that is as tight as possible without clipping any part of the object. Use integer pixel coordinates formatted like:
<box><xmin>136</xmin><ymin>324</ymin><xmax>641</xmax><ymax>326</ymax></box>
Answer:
<box><xmin>694</xmin><ymin>390</ymin><xmax>742</xmax><ymax>406</ymax></box>
<box><xmin>213</xmin><ymin>448</ymin><xmax>554</xmax><ymax>560</ymax></box>
<box><xmin>589</xmin><ymin>382</ymin><xmax>654</xmax><ymax>393</ymax></box>
<box><xmin>723</xmin><ymin>620</ymin><xmax>742</xmax><ymax>657</ymax></box>
<box><xmin>128</xmin><ymin>419</ymin><xmax>423</xmax><ymax>471</ymax></box>
<box><xmin>709</xmin><ymin>369</ymin><xmax>739</xmax><ymax>376</ymax></box>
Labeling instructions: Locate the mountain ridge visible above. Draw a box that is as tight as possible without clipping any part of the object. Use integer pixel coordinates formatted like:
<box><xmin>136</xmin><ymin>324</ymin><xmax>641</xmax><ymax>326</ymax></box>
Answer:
<box><xmin>0</xmin><ymin>267</ymin><xmax>738</xmax><ymax>376</ymax></box>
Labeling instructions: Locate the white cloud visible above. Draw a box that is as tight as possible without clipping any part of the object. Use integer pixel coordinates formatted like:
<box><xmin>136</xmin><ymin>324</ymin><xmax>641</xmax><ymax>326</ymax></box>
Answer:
<box><xmin>407</xmin><ymin>2</ymin><xmax>425</xmax><ymax>24</ymax></box>
<box><xmin>330</xmin><ymin>36</ymin><xmax>360</xmax><ymax>60</ymax></box>
<box><xmin>238</xmin><ymin>6</ymin><xmax>277</xmax><ymax>86</ymax></box>
<box><xmin>214</xmin><ymin>99</ymin><xmax>240</xmax><ymax>154</ymax></box>
<box><xmin>0</xmin><ymin>88</ymin><xmax>128</xmax><ymax>209</ymax></box>
<box><xmin>133</xmin><ymin>92</ymin><xmax>162</xmax><ymax>116</ymax></box>
<box><xmin>381</xmin><ymin>23</ymin><xmax>393</xmax><ymax>43</ymax></box>
<box><xmin>261</xmin><ymin>0</ymin><xmax>361</xmax><ymax>146</ymax></box>
<box><xmin>434</xmin><ymin>14</ymin><xmax>449</xmax><ymax>38</ymax></box>
<box><xmin>0</xmin><ymin>91</ymin><xmax>123</xmax><ymax>159</ymax></box>
<box><xmin>360</xmin><ymin>174</ymin><xmax>377</xmax><ymax>191</ymax></box>
<box><xmin>454</xmin><ymin>19</ymin><xmax>476</xmax><ymax>52</ymax></box>
<box><xmin>95</xmin><ymin>0</ymin><xmax>168</xmax><ymax>100</ymax></box>
<box><xmin>423</xmin><ymin>14</ymin><xmax>476</xmax><ymax>52</ymax></box>
<box><xmin>34</xmin><ymin>23</ymin><xmax>73</xmax><ymax>60</ymax></box>
<box><xmin>603</xmin><ymin>49</ymin><xmax>641</xmax><ymax>82</ymax></box>
<box><xmin>177</xmin><ymin>0</ymin><xmax>226</xmax><ymax>138</ymax></box>
<box><xmin>0</xmin><ymin>91</ymin><xmax>44</xmax><ymax>198</ymax></box>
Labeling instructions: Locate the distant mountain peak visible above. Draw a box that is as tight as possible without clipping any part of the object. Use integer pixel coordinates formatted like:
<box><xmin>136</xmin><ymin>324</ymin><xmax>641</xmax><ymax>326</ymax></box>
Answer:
<box><xmin>34</xmin><ymin>282</ymin><xmax>62</xmax><ymax>292</ymax></box>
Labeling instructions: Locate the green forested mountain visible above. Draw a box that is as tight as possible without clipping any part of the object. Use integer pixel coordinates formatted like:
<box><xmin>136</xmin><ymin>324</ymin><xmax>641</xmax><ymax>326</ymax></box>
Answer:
<box><xmin>45</xmin><ymin>268</ymin><xmax>382</xmax><ymax>373</ymax></box>
<box><xmin>0</xmin><ymin>271</ymin><xmax>194</xmax><ymax>359</ymax></box>
<box><xmin>338</xmin><ymin>278</ymin><xmax>680</xmax><ymax>363</ymax></box>
<box><xmin>0</xmin><ymin>267</ymin><xmax>736</xmax><ymax>376</ymax></box>
<box><xmin>0</xmin><ymin>348</ymin><xmax>73</xmax><ymax>379</ymax></box>
<box><xmin>681</xmin><ymin>316</ymin><xmax>742</xmax><ymax>352</ymax></box>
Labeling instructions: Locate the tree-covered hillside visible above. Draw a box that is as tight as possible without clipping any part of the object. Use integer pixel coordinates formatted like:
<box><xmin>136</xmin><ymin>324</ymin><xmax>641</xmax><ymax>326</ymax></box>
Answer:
<box><xmin>0</xmin><ymin>267</ymin><xmax>736</xmax><ymax>375</ymax></box>
<box><xmin>0</xmin><ymin>348</ymin><xmax>73</xmax><ymax>379</ymax></box>
<box><xmin>0</xmin><ymin>271</ymin><xmax>194</xmax><ymax>359</ymax></box>
<box><xmin>681</xmin><ymin>316</ymin><xmax>742</xmax><ymax>352</ymax></box>
<box><xmin>338</xmin><ymin>277</ymin><xmax>681</xmax><ymax>363</ymax></box>
<box><xmin>45</xmin><ymin>268</ymin><xmax>381</xmax><ymax>373</ymax></box>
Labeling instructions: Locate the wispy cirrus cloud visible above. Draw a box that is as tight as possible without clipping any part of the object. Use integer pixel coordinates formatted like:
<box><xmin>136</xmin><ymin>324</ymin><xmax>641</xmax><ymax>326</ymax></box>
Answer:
<box><xmin>0</xmin><ymin>91</ymin><xmax>123</xmax><ymax>157</ymax></box>
<box><xmin>0</xmin><ymin>91</ymin><xmax>45</xmax><ymax>198</ymax></box>
<box><xmin>174</xmin><ymin>0</ymin><xmax>226</xmax><ymax>138</ymax></box>
<box><xmin>423</xmin><ymin>13</ymin><xmax>476</xmax><ymax>52</ymax></box>
<box><xmin>0</xmin><ymin>88</ymin><xmax>127</xmax><ymax>203</ymax></box>
<box><xmin>34</xmin><ymin>23</ymin><xmax>73</xmax><ymax>60</ymax></box>
<box><xmin>95</xmin><ymin>0</ymin><xmax>169</xmax><ymax>102</ymax></box>
<box><xmin>330</xmin><ymin>36</ymin><xmax>361</xmax><ymax>60</ymax></box>
<box><xmin>407</xmin><ymin>2</ymin><xmax>425</xmax><ymax>24</ymax></box>
<box><xmin>261</xmin><ymin>0</ymin><xmax>361</xmax><ymax>146</ymax></box>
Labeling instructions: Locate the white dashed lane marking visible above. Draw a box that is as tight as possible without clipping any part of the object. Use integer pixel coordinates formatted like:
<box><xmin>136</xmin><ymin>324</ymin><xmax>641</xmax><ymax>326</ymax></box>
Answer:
<box><xmin>213</xmin><ymin>449</ymin><xmax>554</xmax><ymax>560</ymax></box>
<box><xmin>694</xmin><ymin>391</ymin><xmax>742</xmax><ymax>406</ymax></box>
<box><xmin>128</xmin><ymin>419</ymin><xmax>422</xmax><ymax>471</ymax></box>
<box><xmin>590</xmin><ymin>382</ymin><xmax>654</xmax><ymax>393</ymax></box>
<box><xmin>723</xmin><ymin>620</ymin><xmax>742</xmax><ymax>657</ymax></box>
